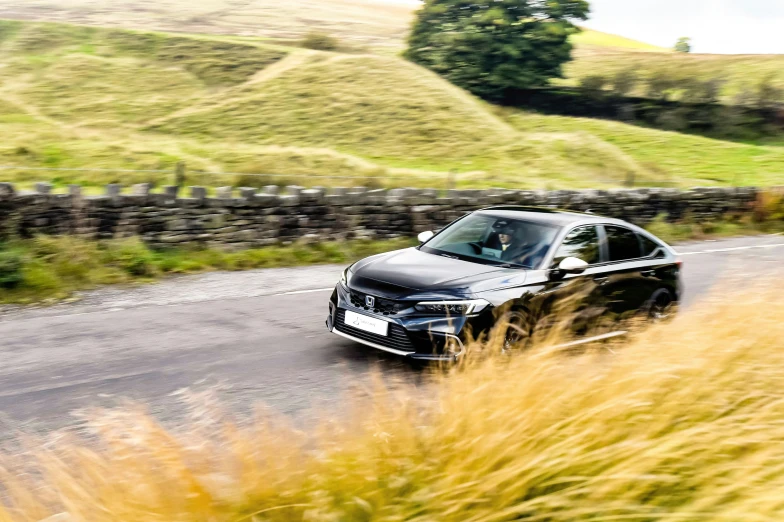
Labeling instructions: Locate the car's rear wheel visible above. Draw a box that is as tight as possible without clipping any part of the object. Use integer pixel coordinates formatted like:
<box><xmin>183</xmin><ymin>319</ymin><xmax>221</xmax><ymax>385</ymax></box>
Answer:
<box><xmin>648</xmin><ymin>289</ymin><xmax>675</xmax><ymax>322</ymax></box>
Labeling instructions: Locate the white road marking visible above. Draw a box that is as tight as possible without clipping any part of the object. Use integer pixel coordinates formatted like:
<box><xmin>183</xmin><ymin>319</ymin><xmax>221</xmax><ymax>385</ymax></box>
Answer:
<box><xmin>678</xmin><ymin>243</ymin><xmax>784</xmax><ymax>256</ymax></box>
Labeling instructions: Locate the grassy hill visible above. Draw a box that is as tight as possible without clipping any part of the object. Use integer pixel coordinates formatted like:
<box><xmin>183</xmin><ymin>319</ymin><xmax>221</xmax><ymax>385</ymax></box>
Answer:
<box><xmin>571</xmin><ymin>28</ymin><xmax>670</xmax><ymax>52</ymax></box>
<box><xmin>0</xmin><ymin>0</ymin><xmax>417</xmax><ymax>49</ymax></box>
<box><xmin>1</xmin><ymin>0</ymin><xmax>665</xmax><ymax>54</ymax></box>
<box><xmin>564</xmin><ymin>47</ymin><xmax>784</xmax><ymax>100</ymax></box>
<box><xmin>0</xmin><ymin>20</ymin><xmax>782</xmax><ymax>192</ymax></box>
<box><xmin>4</xmin><ymin>0</ymin><xmax>783</xmax><ymax>97</ymax></box>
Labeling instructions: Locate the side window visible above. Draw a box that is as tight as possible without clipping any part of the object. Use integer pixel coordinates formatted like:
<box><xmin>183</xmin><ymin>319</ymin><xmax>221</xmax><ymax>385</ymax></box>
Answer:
<box><xmin>605</xmin><ymin>226</ymin><xmax>642</xmax><ymax>262</ymax></box>
<box><xmin>639</xmin><ymin>234</ymin><xmax>662</xmax><ymax>257</ymax></box>
<box><xmin>551</xmin><ymin>226</ymin><xmax>601</xmax><ymax>267</ymax></box>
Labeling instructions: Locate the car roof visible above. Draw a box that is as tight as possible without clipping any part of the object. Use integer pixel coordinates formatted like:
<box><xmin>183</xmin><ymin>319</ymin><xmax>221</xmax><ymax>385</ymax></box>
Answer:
<box><xmin>475</xmin><ymin>206</ymin><xmax>616</xmax><ymax>228</ymax></box>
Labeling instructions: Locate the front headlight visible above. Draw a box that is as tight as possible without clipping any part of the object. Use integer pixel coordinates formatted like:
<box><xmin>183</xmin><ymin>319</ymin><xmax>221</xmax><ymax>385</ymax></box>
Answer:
<box><xmin>340</xmin><ymin>267</ymin><xmax>352</xmax><ymax>287</ymax></box>
<box><xmin>414</xmin><ymin>299</ymin><xmax>490</xmax><ymax>315</ymax></box>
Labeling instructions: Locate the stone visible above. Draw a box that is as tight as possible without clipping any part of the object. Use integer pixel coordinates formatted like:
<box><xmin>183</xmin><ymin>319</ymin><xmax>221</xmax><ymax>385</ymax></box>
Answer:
<box><xmin>35</xmin><ymin>182</ymin><xmax>52</xmax><ymax>194</ymax></box>
<box><xmin>106</xmin><ymin>184</ymin><xmax>122</xmax><ymax>197</ymax></box>
<box><xmin>163</xmin><ymin>185</ymin><xmax>179</xmax><ymax>198</ymax></box>
<box><xmin>262</xmin><ymin>185</ymin><xmax>280</xmax><ymax>195</ymax></box>
<box><xmin>215</xmin><ymin>186</ymin><xmax>233</xmax><ymax>199</ymax></box>
<box><xmin>239</xmin><ymin>187</ymin><xmax>256</xmax><ymax>200</ymax></box>
<box><xmin>190</xmin><ymin>186</ymin><xmax>207</xmax><ymax>200</ymax></box>
<box><xmin>255</xmin><ymin>193</ymin><xmax>279</xmax><ymax>207</ymax></box>
<box><xmin>0</xmin><ymin>182</ymin><xmax>15</xmax><ymax>197</ymax></box>
<box><xmin>279</xmin><ymin>195</ymin><xmax>300</xmax><ymax>206</ymax></box>
<box><xmin>300</xmin><ymin>188</ymin><xmax>324</xmax><ymax>203</ymax></box>
<box><xmin>132</xmin><ymin>183</ymin><xmax>151</xmax><ymax>196</ymax></box>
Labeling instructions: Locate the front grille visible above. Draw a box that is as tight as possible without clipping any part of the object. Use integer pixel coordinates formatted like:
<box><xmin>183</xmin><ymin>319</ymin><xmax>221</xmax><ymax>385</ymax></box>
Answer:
<box><xmin>348</xmin><ymin>289</ymin><xmax>409</xmax><ymax>316</ymax></box>
<box><xmin>335</xmin><ymin>309</ymin><xmax>414</xmax><ymax>352</ymax></box>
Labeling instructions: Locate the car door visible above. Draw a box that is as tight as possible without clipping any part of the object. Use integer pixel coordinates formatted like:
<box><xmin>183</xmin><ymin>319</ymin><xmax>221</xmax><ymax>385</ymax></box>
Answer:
<box><xmin>538</xmin><ymin>225</ymin><xmax>610</xmax><ymax>331</ymax></box>
<box><xmin>599</xmin><ymin>225</ymin><xmax>658</xmax><ymax>318</ymax></box>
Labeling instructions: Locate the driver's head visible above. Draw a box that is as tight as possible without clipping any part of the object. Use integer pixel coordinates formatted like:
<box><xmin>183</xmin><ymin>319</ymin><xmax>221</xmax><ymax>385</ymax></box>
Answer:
<box><xmin>498</xmin><ymin>227</ymin><xmax>515</xmax><ymax>245</ymax></box>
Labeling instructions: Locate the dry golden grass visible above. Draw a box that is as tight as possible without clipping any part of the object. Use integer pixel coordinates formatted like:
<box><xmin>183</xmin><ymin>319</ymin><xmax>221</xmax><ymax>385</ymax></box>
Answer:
<box><xmin>1</xmin><ymin>284</ymin><xmax>784</xmax><ymax>520</ymax></box>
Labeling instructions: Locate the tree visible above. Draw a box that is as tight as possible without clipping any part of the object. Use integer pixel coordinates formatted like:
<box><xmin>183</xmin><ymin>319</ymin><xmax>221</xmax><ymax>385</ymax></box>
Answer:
<box><xmin>675</xmin><ymin>37</ymin><xmax>692</xmax><ymax>53</ymax></box>
<box><xmin>405</xmin><ymin>0</ymin><xmax>590</xmax><ymax>101</ymax></box>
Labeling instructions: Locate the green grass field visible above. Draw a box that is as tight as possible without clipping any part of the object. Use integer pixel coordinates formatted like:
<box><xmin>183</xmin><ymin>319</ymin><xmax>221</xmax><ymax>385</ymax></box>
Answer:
<box><xmin>0</xmin><ymin>18</ymin><xmax>782</xmax><ymax>192</ymax></box>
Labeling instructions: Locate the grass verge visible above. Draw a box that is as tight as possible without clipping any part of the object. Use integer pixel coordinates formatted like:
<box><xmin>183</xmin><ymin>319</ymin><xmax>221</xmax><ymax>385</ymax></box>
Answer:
<box><xmin>1</xmin><ymin>278</ymin><xmax>783</xmax><ymax>519</ymax></box>
<box><xmin>644</xmin><ymin>214</ymin><xmax>784</xmax><ymax>244</ymax></box>
<box><xmin>0</xmin><ymin>236</ymin><xmax>415</xmax><ymax>304</ymax></box>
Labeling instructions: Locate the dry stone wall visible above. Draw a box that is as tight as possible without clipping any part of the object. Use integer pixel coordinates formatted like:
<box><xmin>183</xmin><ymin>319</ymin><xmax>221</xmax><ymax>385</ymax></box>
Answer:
<box><xmin>0</xmin><ymin>182</ymin><xmax>762</xmax><ymax>249</ymax></box>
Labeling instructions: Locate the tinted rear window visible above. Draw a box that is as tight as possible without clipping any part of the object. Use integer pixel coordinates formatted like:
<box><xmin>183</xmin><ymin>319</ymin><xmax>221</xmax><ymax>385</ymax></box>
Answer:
<box><xmin>640</xmin><ymin>234</ymin><xmax>662</xmax><ymax>257</ymax></box>
<box><xmin>551</xmin><ymin>226</ymin><xmax>601</xmax><ymax>267</ymax></box>
<box><xmin>605</xmin><ymin>226</ymin><xmax>642</xmax><ymax>262</ymax></box>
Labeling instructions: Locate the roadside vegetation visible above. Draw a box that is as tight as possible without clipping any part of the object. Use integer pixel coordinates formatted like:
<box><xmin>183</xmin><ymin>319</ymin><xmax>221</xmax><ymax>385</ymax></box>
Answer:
<box><xmin>1</xmin><ymin>280</ymin><xmax>783</xmax><ymax>520</ymax></box>
<box><xmin>0</xmin><ymin>236</ymin><xmax>415</xmax><ymax>305</ymax></box>
<box><xmin>1</xmin><ymin>191</ymin><xmax>782</xmax><ymax>305</ymax></box>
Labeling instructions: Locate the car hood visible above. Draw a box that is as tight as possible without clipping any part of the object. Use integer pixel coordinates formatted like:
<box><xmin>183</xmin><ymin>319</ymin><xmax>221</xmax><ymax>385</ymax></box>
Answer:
<box><xmin>349</xmin><ymin>247</ymin><xmax>527</xmax><ymax>298</ymax></box>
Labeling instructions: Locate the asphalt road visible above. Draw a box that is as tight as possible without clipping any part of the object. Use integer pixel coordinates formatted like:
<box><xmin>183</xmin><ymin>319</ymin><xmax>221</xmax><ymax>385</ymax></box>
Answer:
<box><xmin>0</xmin><ymin>235</ymin><xmax>782</xmax><ymax>437</ymax></box>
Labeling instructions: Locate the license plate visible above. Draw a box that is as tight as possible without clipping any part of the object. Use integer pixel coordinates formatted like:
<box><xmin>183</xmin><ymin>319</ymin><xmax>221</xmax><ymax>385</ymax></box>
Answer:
<box><xmin>344</xmin><ymin>310</ymin><xmax>389</xmax><ymax>336</ymax></box>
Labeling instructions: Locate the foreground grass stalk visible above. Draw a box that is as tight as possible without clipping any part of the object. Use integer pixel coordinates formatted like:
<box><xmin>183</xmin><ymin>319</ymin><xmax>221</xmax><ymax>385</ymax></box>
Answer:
<box><xmin>1</xmin><ymin>285</ymin><xmax>783</xmax><ymax>520</ymax></box>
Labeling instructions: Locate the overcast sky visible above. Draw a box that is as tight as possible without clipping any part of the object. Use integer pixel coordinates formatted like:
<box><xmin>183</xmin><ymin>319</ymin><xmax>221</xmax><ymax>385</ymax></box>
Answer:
<box><xmin>587</xmin><ymin>0</ymin><xmax>784</xmax><ymax>54</ymax></box>
<box><xmin>380</xmin><ymin>0</ymin><xmax>784</xmax><ymax>54</ymax></box>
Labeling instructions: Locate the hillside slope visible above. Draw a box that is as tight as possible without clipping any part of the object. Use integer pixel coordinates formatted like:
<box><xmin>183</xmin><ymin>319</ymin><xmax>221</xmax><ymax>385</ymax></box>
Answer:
<box><xmin>5</xmin><ymin>0</ymin><xmax>782</xmax><ymax>99</ymax></box>
<box><xmin>0</xmin><ymin>0</ymin><xmax>670</xmax><ymax>53</ymax></box>
<box><xmin>0</xmin><ymin>21</ymin><xmax>782</xmax><ymax>191</ymax></box>
<box><xmin>571</xmin><ymin>28</ymin><xmax>670</xmax><ymax>52</ymax></box>
<box><xmin>565</xmin><ymin>47</ymin><xmax>784</xmax><ymax>98</ymax></box>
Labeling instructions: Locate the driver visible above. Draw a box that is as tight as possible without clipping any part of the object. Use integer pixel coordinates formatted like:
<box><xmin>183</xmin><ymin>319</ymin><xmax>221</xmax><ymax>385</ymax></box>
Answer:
<box><xmin>495</xmin><ymin>224</ymin><xmax>541</xmax><ymax>265</ymax></box>
<box><xmin>498</xmin><ymin>227</ymin><xmax>516</xmax><ymax>255</ymax></box>
<box><xmin>497</xmin><ymin>225</ymin><xmax>531</xmax><ymax>262</ymax></box>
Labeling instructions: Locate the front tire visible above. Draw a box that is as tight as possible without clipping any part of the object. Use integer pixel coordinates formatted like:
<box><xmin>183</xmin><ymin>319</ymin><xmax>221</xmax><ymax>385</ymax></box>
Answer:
<box><xmin>502</xmin><ymin>310</ymin><xmax>534</xmax><ymax>352</ymax></box>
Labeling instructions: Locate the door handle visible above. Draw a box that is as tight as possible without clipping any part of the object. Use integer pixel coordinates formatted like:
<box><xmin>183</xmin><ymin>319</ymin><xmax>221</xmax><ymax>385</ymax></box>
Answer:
<box><xmin>641</xmin><ymin>270</ymin><xmax>656</xmax><ymax>277</ymax></box>
<box><xmin>593</xmin><ymin>276</ymin><xmax>609</xmax><ymax>286</ymax></box>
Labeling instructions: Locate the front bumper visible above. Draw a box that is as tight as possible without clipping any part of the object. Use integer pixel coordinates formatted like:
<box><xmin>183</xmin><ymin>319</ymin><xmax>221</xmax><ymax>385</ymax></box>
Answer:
<box><xmin>326</xmin><ymin>284</ymin><xmax>490</xmax><ymax>362</ymax></box>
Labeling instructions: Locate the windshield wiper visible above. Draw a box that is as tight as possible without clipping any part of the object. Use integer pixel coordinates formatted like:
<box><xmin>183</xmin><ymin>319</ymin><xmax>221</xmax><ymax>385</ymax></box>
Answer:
<box><xmin>439</xmin><ymin>253</ymin><xmax>459</xmax><ymax>260</ymax></box>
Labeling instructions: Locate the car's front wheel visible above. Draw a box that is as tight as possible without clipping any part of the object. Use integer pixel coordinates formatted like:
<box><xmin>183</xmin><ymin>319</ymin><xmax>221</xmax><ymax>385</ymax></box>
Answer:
<box><xmin>502</xmin><ymin>310</ymin><xmax>534</xmax><ymax>352</ymax></box>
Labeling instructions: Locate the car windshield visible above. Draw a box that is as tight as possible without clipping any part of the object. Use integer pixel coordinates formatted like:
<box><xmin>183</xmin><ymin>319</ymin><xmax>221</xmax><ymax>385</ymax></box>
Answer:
<box><xmin>421</xmin><ymin>213</ymin><xmax>560</xmax><ymax>269</ymax></box>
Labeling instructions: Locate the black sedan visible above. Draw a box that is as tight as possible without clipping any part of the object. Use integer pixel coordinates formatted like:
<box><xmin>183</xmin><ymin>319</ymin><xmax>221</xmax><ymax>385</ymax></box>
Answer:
<box><xmin>326</xmin><ymin>206</ymin><xmax>682</xmax><ymax>361</ymax></box>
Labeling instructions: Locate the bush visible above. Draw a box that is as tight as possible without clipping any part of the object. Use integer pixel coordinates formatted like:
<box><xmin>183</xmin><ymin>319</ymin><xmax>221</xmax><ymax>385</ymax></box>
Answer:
<box><xmin>579</xmin><ymin>74</ymin><xmax>607</xmax><ymax>93</ymax></box>
<box><xmin>300</xmin><ymin>32</ymin><xmax>340</xmax><ymax>51</ymax></box>
<box><xmin>0</xmin><ymin>249</ymin><xmax>24</xmax><ymax>288</ymax></box>
<box><xmin>753</xmin><ymin>190</ymin><xmax>784</xmax><ymax>223</ymax></box>
<box><xmin>101</xmin><ymin>237</ymin><xmax>160</xmax><ymax>277</ymax></box>
<box><xmin>610</xmin><ymin>69</ymin><xmax>637</xmax><ymax>98</ymax></box>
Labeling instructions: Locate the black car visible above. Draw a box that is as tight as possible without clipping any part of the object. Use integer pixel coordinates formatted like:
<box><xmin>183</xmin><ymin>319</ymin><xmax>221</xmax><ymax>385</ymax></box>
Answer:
<box><xmin>327</xmin><ymin>206</ymin><xmax>682</xmax><ymax>361</ymax></box>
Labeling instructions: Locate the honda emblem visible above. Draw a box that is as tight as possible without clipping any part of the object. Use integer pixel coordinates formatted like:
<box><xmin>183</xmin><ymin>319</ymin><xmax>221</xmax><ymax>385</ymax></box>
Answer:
<box><xmin>366</xmin><ymin>296</ymin><xmax>375</xmax><ymax>307</ymax></box>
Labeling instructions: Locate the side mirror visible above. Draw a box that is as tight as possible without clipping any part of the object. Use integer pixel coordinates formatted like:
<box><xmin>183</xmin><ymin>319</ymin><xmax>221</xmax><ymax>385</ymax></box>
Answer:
<box><xmin>558</xmin><ymin>257</ymin><xmax>589</xmax><ymax>274</ymax></box>
<box><xmin>417</xmin><ymin>230</ymin><xmax>434</xmax><ymax>244</ymax></box>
